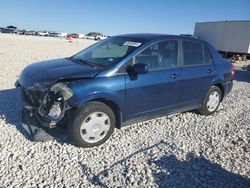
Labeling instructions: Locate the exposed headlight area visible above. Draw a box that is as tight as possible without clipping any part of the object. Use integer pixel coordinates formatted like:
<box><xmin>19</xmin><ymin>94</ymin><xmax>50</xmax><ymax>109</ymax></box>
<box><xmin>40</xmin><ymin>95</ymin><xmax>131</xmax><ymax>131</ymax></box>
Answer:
<box><xmin>48</xmin><ymin>103</ymin><xmax>62</xmax><ymax>120</ymax></box>
<box><xmin>50</xmin><ymin>83</ymin><xmax>74</xmax><ymax>101</ymax></box>
<box><xmin>21</xmin><ymin>82</ymin><xmax>74</xmax><ymax>128</ymax></box>
<box><xmin>38</xmin><ymin>90</ymin><xmax>65</xmax><ymax>124</ymax></box>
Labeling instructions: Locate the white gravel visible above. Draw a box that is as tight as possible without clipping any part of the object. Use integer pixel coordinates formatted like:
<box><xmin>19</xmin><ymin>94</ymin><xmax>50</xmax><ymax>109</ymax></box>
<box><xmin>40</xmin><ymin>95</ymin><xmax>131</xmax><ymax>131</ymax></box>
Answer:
<box><xmin>0</xmin><ymin>34</ymin><xmax>249</xmax><ymax>187</ymax></box>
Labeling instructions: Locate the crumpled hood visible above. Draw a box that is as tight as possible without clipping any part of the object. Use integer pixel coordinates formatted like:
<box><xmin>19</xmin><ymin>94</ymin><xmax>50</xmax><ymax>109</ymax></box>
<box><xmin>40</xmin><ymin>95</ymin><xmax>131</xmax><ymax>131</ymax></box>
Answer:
<box><xmin>18</xmin><ymin>58</ymin><xmax>102</xmax><ymax>88</ymax></box>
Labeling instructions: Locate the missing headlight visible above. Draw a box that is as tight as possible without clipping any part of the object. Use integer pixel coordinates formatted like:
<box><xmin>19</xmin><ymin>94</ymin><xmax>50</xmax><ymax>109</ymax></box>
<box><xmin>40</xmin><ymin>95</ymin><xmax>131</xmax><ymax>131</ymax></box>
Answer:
<box><xmin>48</xmin><ymin>103</ymin><xmax>62</xmax><ymax>120</ymax></box>
<box><xmin>50</xmin><ymin>83</ymin><xmax>73</xmax><ymax>100</ymax></box>
<box><xmin>38</xmin><ymin>83</ymin><xmax>73</xmax><ymax>123</ymax></box>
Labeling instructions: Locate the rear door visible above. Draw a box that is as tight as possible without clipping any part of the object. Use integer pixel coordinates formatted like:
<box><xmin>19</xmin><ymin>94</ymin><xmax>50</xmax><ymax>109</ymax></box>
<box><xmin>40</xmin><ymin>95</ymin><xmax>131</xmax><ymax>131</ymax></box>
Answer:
<box><xmin>125</xmin><ymin>40</ymin><xmax>182</xmax><ymax>119</ymax></box>
<box><xmin>180</xmin><ymin>40</ymin><xmax>216</xmax><ymax>106</ymax></box>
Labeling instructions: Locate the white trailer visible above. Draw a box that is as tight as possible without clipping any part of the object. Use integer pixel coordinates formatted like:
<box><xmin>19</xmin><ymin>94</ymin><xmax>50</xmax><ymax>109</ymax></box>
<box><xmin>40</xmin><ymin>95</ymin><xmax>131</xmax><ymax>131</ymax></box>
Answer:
<box><xmin>194</xmin><ymin>21</ymin><xmax>250</xmax><ymax>58</ymax></box>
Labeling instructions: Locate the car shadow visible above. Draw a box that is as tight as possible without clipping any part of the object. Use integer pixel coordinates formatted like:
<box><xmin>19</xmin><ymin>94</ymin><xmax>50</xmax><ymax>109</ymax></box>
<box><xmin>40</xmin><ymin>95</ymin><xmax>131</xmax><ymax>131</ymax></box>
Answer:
<box><xmin>79</xmin><ymin>141</ymin><xmax>250</xmax><ymax>187</ymax></box>
<box><xmin>149</xmin><ymin>153</ymin><xmax>250</xmax><ymax>188</ymax></box>
<box><xmin>234</xmin><ymin>69</ymin><xmax>250</xmax><ymax>83</ymax></box>
<box><xmin>0</xmin><ymin>88</ymin><xmax>27</xmax><ymax>136</ymax></box>
<box><xmin>1</xmin><ymin>89</ymin><xmax>249</xmax><ymax>187</ymax></box>
<box><xmin>0</xmin><ymin>88</ymin><xmax>70</xmax><ymax>143</ymax></box>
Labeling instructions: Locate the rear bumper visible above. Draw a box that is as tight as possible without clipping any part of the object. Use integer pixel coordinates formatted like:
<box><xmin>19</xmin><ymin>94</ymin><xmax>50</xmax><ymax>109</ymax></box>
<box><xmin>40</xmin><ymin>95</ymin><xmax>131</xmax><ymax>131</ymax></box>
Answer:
<box><xmin>223</xmin><ymin>80</ymin><xmax>233</xmax><ymax>97</ymax></box>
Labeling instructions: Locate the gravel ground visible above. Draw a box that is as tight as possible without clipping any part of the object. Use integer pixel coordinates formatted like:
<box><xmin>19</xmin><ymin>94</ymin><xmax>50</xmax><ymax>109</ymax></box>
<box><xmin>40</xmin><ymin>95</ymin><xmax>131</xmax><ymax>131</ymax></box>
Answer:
<box><xmin>0</xmin><ymin>34</ymin><xmax>250</xmax><ymax>188</ymax></box>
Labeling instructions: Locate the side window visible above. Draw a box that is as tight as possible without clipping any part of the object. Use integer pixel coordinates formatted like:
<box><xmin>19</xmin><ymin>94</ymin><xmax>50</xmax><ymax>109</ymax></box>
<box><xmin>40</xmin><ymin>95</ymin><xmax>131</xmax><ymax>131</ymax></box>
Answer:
<box><xmin>135</xmin><ymin>40</ymin><xmax>178</xmax><ymax>71</ymax></box>
<box><xmin>204</xmin><ymin>45</ymin><xmax>214</xmax><ymax>64</ymax></box>
<box><xmin>182</xmin><ymin>41</ymin><xmax>203</xmax><ymax>66</ymax></box>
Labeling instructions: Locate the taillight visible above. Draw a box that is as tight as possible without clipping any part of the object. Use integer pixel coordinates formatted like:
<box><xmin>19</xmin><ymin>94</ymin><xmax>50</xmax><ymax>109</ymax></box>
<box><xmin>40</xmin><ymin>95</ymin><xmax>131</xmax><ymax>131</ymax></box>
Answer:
<box><xmin>230</xmin><ymin>65</ymin><xmax>235</xmax><ymax>78</ymax></box>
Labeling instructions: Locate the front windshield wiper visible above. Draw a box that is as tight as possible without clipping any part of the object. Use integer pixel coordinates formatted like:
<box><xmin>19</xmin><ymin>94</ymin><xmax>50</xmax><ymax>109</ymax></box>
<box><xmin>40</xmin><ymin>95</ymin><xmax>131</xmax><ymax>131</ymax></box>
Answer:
<box><xmin>67</xmin><ymin>57</ymin><xmax>99</xmax><ymax>68</ymax></box>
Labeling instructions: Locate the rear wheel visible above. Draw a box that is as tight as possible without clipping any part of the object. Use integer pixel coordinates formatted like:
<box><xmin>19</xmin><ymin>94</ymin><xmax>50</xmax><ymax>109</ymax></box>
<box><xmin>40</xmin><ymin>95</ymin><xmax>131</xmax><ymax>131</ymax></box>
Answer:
<box><xmin>197</xmin><ymin>86</ymin><xmax>221</xmax><ymax>115</ymax></box>
<box><xmin>70</xmin><ymin>102</ymin><xmax>115</xmax><ymax>147</ymax></box>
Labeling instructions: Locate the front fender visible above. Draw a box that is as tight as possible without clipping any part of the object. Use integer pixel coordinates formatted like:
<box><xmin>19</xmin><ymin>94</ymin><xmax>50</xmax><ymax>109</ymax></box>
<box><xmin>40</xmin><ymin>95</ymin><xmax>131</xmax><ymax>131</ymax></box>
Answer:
<box><xmin>76</xmin><ymin>92</ymin><xmax>122</xmax><ymax>109</ymax></box>
<box><xmin>69</xmin><ymin>76</ymin><xmax>125</xmax><ymax>116</ymax></box>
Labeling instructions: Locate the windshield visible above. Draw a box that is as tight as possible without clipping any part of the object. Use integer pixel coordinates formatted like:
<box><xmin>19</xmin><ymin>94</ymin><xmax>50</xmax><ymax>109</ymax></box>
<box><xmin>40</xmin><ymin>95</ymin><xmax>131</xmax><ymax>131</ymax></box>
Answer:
<box><xmin>72</xmin><ymin>37</ymin><xmax>143</xmax><ymax>67</ymax></box>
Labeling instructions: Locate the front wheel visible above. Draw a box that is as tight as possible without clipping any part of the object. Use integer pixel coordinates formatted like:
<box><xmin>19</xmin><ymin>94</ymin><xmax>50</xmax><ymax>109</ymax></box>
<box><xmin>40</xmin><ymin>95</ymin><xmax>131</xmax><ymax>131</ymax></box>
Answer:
<box><xmin>70</xmin><ymin>102</ymin><xmax>115</xmax><ymax>147</ymax></box>
<box><xmin>197</xmin><ymin>86</ymin><xmax>222</xmax><ymax>115</ymax></box>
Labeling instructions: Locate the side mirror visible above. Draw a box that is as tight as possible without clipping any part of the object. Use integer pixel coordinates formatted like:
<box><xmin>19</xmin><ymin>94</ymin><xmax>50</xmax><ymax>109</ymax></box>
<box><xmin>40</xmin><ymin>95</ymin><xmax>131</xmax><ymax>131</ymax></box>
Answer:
<box><xmin>132</xmin><ymin>63</ymin><xmax>149</xmax><ymax>74</ymax></box>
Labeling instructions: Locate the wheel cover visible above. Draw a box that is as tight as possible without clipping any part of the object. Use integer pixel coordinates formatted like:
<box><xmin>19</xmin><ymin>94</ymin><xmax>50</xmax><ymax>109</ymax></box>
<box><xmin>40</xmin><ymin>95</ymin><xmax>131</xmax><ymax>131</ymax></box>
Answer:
<box><xmin>80</xmin><ymin>112</ymin><xmax>111</xmax><ymax>143</ymax></box>
<box><xmin>206</xmin><ymin>91</ymin><xmax>220</xmax><ymax>112</ymax></box>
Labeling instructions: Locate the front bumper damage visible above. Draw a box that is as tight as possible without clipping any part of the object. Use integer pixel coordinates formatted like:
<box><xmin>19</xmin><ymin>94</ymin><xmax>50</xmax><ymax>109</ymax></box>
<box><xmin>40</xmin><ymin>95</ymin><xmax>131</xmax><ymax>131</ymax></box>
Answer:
<box><xmin>16</xmin><ymin>81</ymin><xmax>75</xmax><ymax>141</ymax></box>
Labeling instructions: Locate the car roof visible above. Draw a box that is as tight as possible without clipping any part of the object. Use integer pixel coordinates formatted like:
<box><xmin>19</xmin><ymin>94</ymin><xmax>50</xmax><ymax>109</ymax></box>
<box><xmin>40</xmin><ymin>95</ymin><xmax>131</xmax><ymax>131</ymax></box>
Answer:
<box><xmin>115</xmin><ymin>33</ymin><xmax>203</xmax><ymax>43</ymax></box>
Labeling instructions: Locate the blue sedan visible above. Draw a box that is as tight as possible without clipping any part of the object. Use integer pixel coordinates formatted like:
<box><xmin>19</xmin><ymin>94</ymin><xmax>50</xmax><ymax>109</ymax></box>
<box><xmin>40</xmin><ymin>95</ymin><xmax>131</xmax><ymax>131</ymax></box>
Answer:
<box><xmin>16</xmin><ymin>34</ymin><xmax>234</xmax><ymax>147</ymax></box>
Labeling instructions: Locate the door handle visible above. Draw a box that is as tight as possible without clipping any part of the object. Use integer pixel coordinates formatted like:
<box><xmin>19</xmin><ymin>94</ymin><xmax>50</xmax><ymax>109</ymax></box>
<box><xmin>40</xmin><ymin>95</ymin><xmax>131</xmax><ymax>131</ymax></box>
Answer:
<box><xmin>207</xmin><ymin>69</ymin><xmax>212</xmax><ymax>74</ymax></box>
<box><xmin>171</xmin><ymin>73</ymin><xmax>177</xmax><ymax>79</ymax></box>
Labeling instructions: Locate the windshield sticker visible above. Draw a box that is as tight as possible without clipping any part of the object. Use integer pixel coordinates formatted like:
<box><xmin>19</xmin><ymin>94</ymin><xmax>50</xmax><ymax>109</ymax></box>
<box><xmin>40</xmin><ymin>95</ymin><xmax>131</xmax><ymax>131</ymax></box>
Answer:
<box><xmin>123</xmin><ymin>41</ymin><xmax>141</xmax><ymax>47</ymax></box>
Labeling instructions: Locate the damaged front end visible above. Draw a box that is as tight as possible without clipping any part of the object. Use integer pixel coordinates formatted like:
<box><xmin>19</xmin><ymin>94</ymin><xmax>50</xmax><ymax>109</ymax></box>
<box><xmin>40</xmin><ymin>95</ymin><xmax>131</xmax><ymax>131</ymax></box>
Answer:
<box><xmin>19</xmin><ymin>82</ymin><xmax>74</xmax><ymax>129</ymax></box>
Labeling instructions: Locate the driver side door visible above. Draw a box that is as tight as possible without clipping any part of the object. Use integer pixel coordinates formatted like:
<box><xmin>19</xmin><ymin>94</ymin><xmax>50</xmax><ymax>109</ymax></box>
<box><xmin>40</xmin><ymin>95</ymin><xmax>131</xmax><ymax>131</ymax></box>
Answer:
<box><xmin>125</xmin><ymin>40</ymin><xmax>182</xmax><ymax>120</ymax></box>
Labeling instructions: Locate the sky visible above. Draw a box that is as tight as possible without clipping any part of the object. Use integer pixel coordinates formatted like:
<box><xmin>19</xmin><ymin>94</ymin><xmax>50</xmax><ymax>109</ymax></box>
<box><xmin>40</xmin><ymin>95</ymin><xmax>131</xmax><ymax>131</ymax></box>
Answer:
<box><xmin>0</xmin><ymin>0</ymin><xmax>249</xmax><ymax>35</ymax></box>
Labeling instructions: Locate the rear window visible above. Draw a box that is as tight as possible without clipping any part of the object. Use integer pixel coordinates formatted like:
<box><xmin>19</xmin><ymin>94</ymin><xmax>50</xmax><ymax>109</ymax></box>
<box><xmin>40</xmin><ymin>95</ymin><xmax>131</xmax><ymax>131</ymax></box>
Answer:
<box><xmin>182</xmin><ymin>41</ymin><xmax>203</xmax><ymax>66</ymax></box>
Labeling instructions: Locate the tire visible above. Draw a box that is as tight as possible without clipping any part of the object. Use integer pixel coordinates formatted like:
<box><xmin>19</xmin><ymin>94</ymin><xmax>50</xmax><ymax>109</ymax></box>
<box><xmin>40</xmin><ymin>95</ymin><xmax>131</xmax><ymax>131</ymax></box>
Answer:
<box><xmin>70</xmin><ymin>101</ymin><xmax>115</xmax><ymax>147</ymax></box>
<box><xmin>197</xmin><ymin>86</ymin><xmax>222</xmax><ymax>116</ymax></box>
